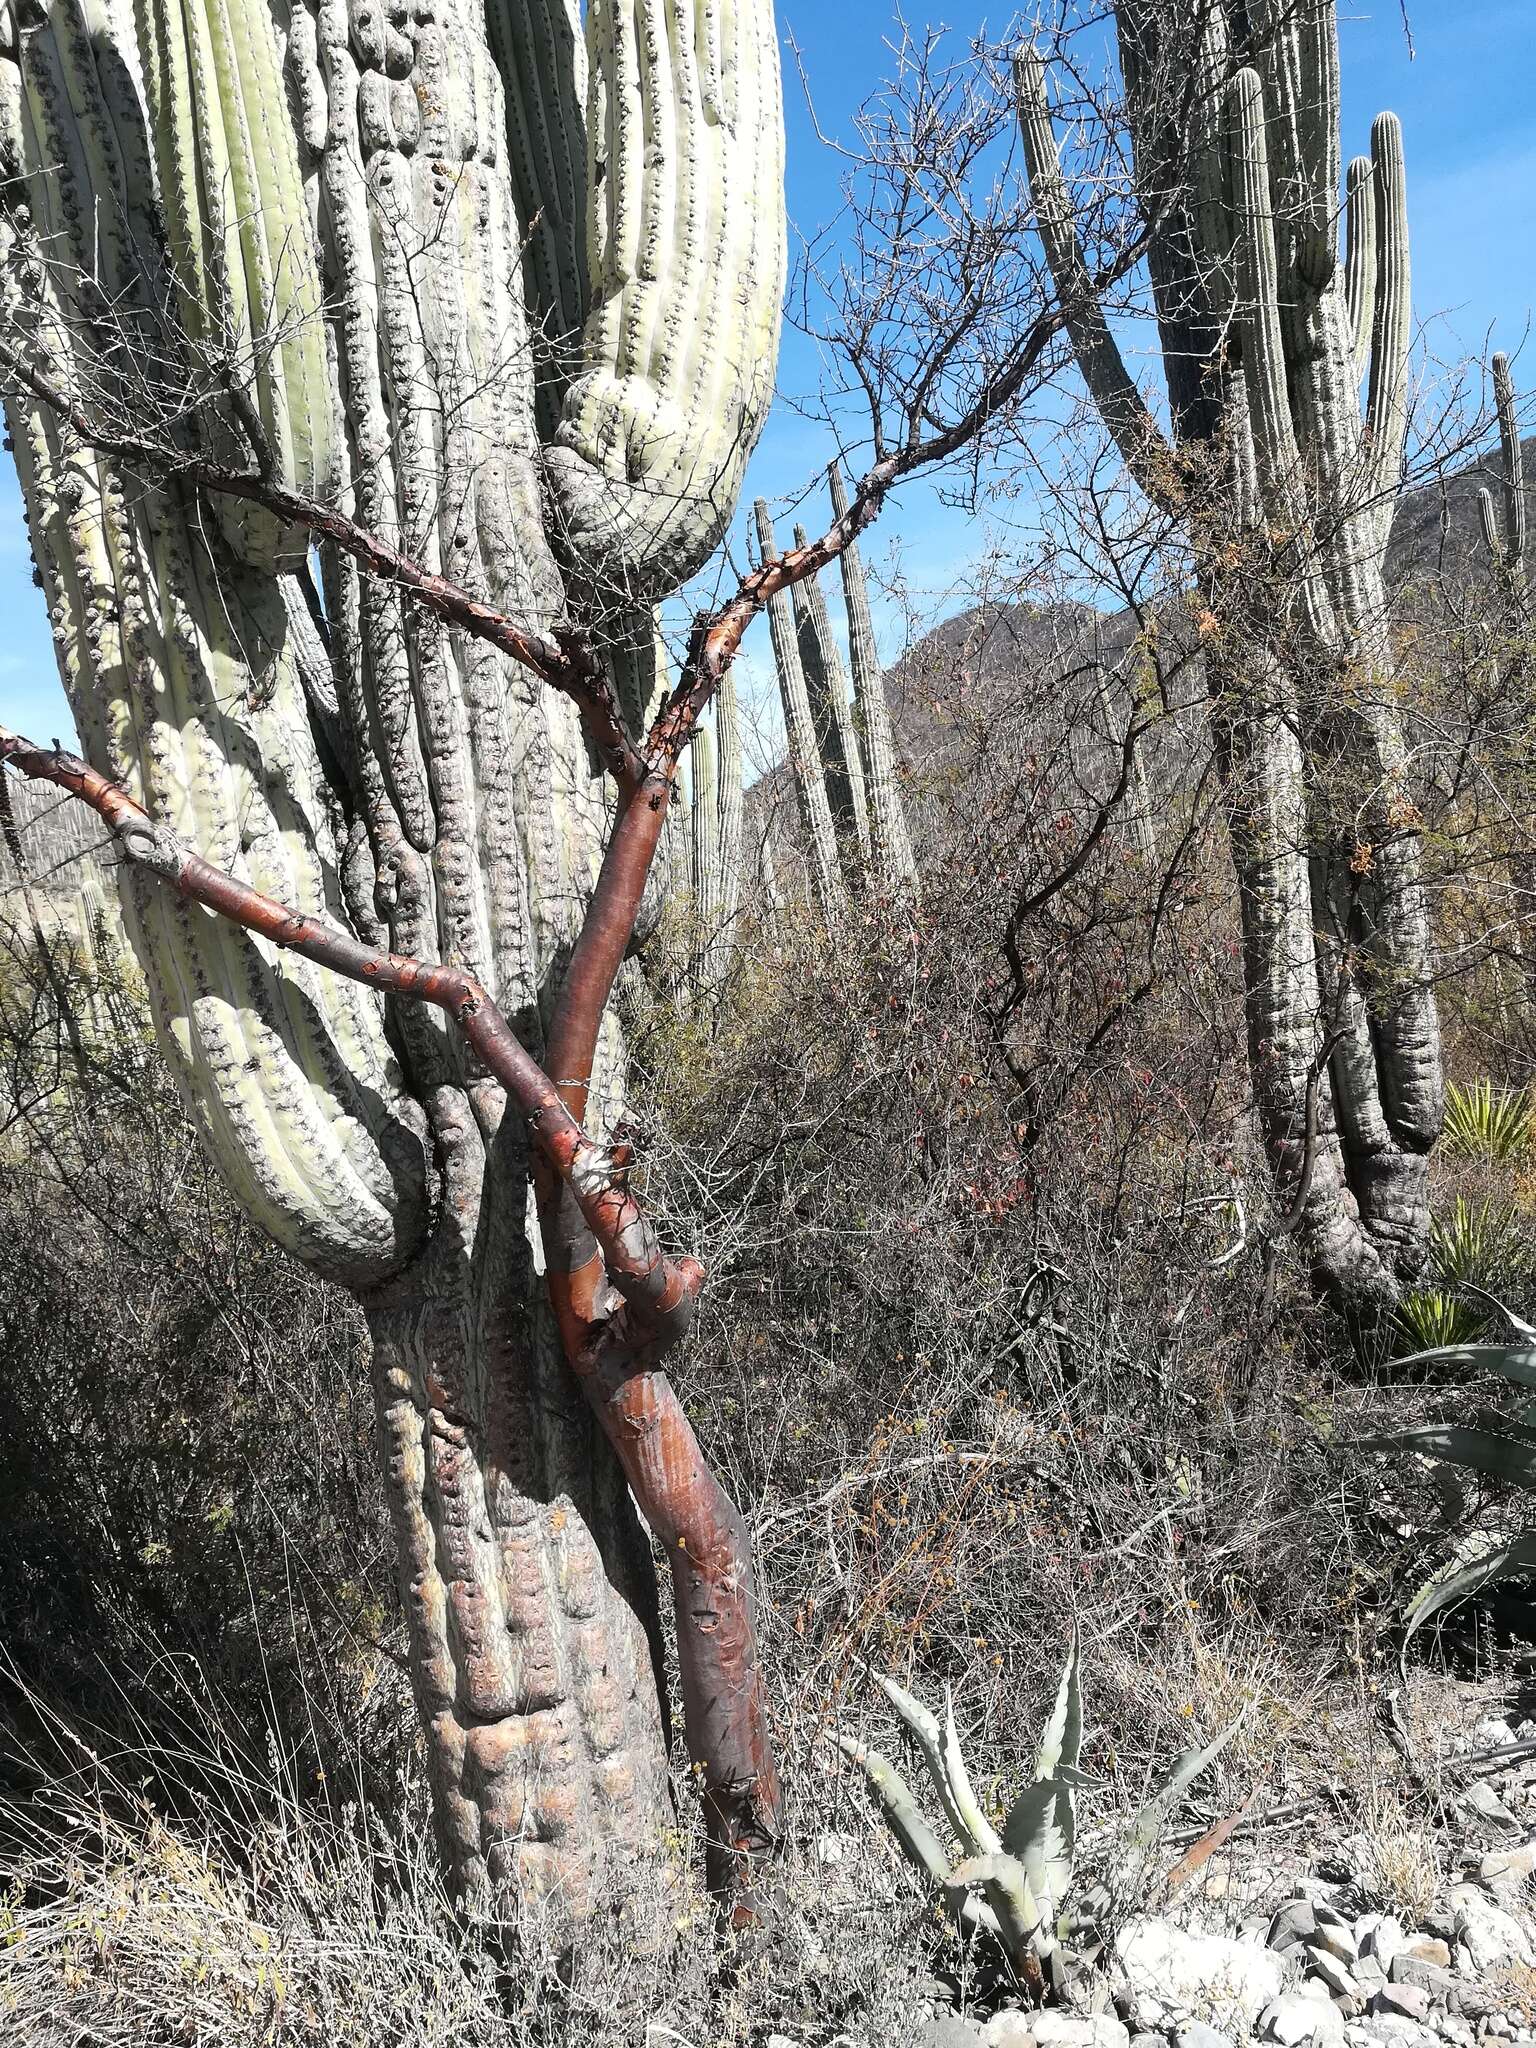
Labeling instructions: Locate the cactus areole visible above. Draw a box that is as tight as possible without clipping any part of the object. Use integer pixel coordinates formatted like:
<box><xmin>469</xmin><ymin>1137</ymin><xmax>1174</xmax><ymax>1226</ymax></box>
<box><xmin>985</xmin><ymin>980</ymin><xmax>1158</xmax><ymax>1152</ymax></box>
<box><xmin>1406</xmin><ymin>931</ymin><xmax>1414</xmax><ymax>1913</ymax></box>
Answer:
<box><xmin>0</xmin><ymin>0</ymin><xmax>800</xmax><ymax>1925</ymax></box>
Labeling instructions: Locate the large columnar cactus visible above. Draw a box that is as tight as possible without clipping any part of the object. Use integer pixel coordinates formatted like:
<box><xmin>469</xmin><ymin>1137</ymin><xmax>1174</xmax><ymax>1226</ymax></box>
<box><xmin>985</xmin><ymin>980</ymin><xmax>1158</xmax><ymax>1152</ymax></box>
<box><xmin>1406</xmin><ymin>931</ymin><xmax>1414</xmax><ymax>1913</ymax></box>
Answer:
<box><xmin>1480</xmin><ymin>353</ymin><xmax>1529</xmax><ymax>608</ymax></box>
<box><xmin>756</xmin><ymin>474</ymin><xmax>918</xmax><ymax>905</ymax></box>
<box><xmin>828</xmin><ymin>458</ymin><xmax>919</xmax><ymax>891</ymax></box>
<box><xmin>754</xmin><ymin>496</ymin><xmax>846</xmax><ymax>917</ymax></box>
<box><xmin>1016</xmin><ymin>1</ymin><xmax>1443</xmax><ymax>1321</ymax></box>
<box><xmin>684</xmin><ymin>671</ymin><xmax>744</xmax><ymax>989</ymax></box>
<box><xmin>0</xmin><ymin>0</ymin><xmax>784</xmax><ymax>1921</ymax></box>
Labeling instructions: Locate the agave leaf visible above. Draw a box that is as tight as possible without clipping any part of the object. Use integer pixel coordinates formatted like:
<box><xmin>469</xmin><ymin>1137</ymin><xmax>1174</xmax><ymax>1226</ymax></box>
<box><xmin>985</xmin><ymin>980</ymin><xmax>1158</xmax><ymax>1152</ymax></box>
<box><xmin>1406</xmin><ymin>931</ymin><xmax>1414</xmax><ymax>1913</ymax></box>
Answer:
<box><xmin>833</xmin><ymin>1732</ymin><xmax>952</xmax><ymax>1889</ymax></box>
<box><xmin>1463</xmin><ymin>1285</ymin><xmax>1536</xmax><ymax>1340</ymax></box>
<box><xmin>872</xmin><ymin>1671</ymin><xmax>975</xmax><ymax>1849</ymax></box>
<box><xmin>1388</xmin><ymin>1342</ymin><xmax>1536</xmax><ymax>1384</ymax></box>
<box><xmin>1034</xmin><ymin>1626</ymin><xmax>1083</xmax><ymax>1782</ymax></box>
<box><xmin>1356</xmin><ymin>1425</ymin><xmax>1536</xmax><ymax>1492</ymax></box>
<box><xmin>1132</xmin><ymin>1719</ymin><xmax>1242</xmax><ymax>1850</ymax></box>
<box><xmin>949</xmin><ymin>1849</ymin><xmax>1051</xmax><ymax>1967</ymax></box>
<box><xmin>1402</xmin><ymin>1533</ymin><xmax>1536</xmax><ymax>1654</ymax></box>
<box><xmin>941</xmin><ymin>1687</ymin><xmax>1001</xmax><ymax>1853</ymax></box>
<box><xmin>1001</xmin><ymin>1772</ymin><xmax>1075</xmax><ymax>1919</ymax></box>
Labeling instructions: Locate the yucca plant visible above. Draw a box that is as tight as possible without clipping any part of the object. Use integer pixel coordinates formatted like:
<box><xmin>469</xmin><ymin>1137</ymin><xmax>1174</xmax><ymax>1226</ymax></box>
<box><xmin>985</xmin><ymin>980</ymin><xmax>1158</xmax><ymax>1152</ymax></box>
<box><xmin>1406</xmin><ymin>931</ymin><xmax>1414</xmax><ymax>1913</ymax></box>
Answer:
<box><xmin>1443</xmin><ymin>1079</ymin><xmax>1535</xmax><ymax>1163</ymax></box>
<box><xmin>1362</xmin><ymin>1295</ymin><xmax>1536</xmax><ymax>1651</ymax></box>
<box><xmin>1432</xmin><ymin>1196</ymin><xmax>1529</xmax><ymax>1292</ymax></box>
<box><xmin>1395</xmin><ymin>1287</ymin><xmax>1486</xmax><ymax>1357</ymax></box>
<box><xmin>835</xmin><ymin>1638</ymin><xmax>1234</xmax><ymax>1998</ymax></box>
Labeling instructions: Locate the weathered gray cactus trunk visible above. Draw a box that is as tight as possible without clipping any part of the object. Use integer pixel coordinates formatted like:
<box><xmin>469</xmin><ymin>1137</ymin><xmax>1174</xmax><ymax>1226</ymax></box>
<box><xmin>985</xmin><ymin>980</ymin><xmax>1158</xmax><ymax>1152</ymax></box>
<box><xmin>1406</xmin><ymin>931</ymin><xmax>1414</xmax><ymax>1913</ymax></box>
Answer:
<box><xmin>1</xmin><ymin>0</ymin><xmax>782</xmax><ymax>1915</ymax></box>
<box><xmin>1017</xmin><ymin>0</ymin><xmax>1444</xmax><ymax>1323</ymax></box>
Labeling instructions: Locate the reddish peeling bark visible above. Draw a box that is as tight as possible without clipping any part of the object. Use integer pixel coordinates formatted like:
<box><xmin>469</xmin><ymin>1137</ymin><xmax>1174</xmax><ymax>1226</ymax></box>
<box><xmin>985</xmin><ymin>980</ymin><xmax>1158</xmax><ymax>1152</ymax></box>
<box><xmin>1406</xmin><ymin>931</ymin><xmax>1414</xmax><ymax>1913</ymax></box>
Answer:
<box><xmin>0</xmin><ymin>720</ymin><xmax>779</xmax><ymax>1908</ymax></box>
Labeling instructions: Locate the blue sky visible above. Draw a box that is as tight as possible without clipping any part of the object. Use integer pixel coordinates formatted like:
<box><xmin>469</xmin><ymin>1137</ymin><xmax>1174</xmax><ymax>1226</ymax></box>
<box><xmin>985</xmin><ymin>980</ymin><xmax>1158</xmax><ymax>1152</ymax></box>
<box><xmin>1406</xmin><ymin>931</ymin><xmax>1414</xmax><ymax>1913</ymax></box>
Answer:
<box><xmin>3</xmin><ymin>1</ymin><xmax>1533</xmax><ymax>752</ymax></box>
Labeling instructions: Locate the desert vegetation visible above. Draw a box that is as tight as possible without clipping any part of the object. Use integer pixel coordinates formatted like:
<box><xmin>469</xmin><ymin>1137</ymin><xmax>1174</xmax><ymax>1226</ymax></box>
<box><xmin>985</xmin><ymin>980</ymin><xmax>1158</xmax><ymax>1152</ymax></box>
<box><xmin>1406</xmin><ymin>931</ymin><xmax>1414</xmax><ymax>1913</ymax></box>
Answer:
<box><xmin>2</xmin><ymin>0</ymin><xmax>1536</xmax><ymax>2044</ymax></box>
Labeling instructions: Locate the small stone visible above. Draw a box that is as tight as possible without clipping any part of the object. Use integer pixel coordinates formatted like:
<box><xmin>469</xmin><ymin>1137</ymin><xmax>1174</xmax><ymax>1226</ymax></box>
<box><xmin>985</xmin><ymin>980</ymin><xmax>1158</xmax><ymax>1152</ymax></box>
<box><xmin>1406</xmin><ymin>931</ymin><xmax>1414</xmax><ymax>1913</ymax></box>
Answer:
<box><xmin>1439</xmin><ymin>2018</ymin><xmax>1477</xmax><ymax>2047</ymax></box>
<box><xmin>1476</xmin><ymin>1718</ymin><xmax>1518</xmax><ymax>1750</ymax></box>
<box><xmin>1405</xmin><ymin>1941</ymin><xmax>1454</xmax><ymax>1970</ymax></box>
<box><xmin>1360</xmin><ymin>1919</ymin><xmax>1409</xmax><ymax>1972</ymax></box>
<box><xmin>1174</xmin><ymin>2025</ymin><xmax>1234</xmax><ymax>2048</ymax></box>
<box><xmin>919</xmin><ymin>2026</ymin><xmax>985</xmax><ymax>2048</ymax></box>
<box><xmin>1315</xmin><ymin>1924</ymin><xmax>1362</xmax><ymax>1967</ymax></box>
<box><xmin>1271</xmin><ymin>1904</ymin><xmax>1322</xmax><ymax>1951</ymax></box>
<box><xmin>1374</xmin><ymin>1986</ymin><xmax>1432</xmax><ymax>2024</ymax></box>
<box><xmin>1262</xmin><ymin>1989</ymin><xmax>1347</xmax><ymax>2046</ymax></box>
<box><xmin>1391</xmin><ymin>1959</ymin><xmax>1460</xmax><ymax>2006</ymax></box>
<box><xmin>981</xmin><ymin>2019</ymin><xmax>1034</xmax><ymax>2048</ymax></box>
<box><xmin>1461</xmin><ymin>1784</ymin><xmax>1522</xmax><ymax>1837</ymax></box>
<box><xmin>1130</xmin><ymin>2035</ymin><xmax>1166</xmax><ymax>2048</ymax></box>
<box><xmin>1027</xmin><ymin>2016</ymin><xmax>1131</xmax><ymax>2048</ymax></box>
<box><xmin>1357</xmin><ymin>1959</ymin><xmax>1390</xmax><ymax>1991</ymax></box>
<box><xmin>1450</xmin><ymin>1883</ymin><xmax>1536</xmax><ymax>1970</ymax></box>
<box><xmin>1309</xmin><ymin>1951</ymin><xmax>1362</xmax><ymax>2002</ymax></box>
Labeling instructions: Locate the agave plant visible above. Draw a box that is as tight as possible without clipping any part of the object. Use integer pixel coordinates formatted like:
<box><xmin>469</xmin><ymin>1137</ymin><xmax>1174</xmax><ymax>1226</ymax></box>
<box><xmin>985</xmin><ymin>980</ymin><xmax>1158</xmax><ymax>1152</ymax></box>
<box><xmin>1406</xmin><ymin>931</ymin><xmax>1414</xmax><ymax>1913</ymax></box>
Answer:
<box><xmin>1361</xmin><ymin>1294</ymin><xmax>1536</xmax><ymax>1651</ymax></box>
<box><xmin>835</xmin><ymin>1637</ymin><xmax>1235</xmax><ymax>1995</ymax></box>
<box><xmin>1443</xmin><ymin>1079</ymin><xmax>1535</xmax><ymax>1164</ymax></box>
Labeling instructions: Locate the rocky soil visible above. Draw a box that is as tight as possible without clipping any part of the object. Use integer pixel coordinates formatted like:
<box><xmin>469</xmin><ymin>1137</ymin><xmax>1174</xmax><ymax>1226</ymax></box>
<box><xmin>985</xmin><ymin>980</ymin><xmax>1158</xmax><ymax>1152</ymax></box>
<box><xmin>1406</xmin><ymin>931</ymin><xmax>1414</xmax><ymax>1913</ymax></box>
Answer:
<box><xmin>872</xmin><ymin>1699</ymin><xmax>1536</xmax><ymax>2048</ymax></box>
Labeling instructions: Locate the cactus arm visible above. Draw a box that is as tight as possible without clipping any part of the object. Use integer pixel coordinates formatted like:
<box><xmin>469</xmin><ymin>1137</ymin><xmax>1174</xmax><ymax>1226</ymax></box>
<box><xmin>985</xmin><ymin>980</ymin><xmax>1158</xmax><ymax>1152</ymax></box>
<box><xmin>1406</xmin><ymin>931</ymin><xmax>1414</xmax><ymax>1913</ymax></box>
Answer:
<box><xmin>713</xmin><ymin>664</ymin><xmax>744</xmax><ymax>953</ymax></box>
<box><xmin>484</xmin><ymin>0</ymin><xmax>589</xmax><ymax>434</ymax></box>
<box><xmin>754</xmin><ymin>498</ymin><xmax>844</xmax><ymax>923</ymax></box>
<box><xmin>789</xmin><ymin>520</ymin><xmax>870</xmax><ymax>860</ymax></box>
<box><xmin>1226</xmin><ymin>69</ymin><xmax>1304</xmax><ymax>514</ymax></box>
<box><xmin>1363</xmin><ymin>111</ymin><xmax>1411</xmax><ymax>519</ymax></box>
<box><xmin>1344</xmin><ymin>154</ymin><xmax>1376</xmax><ymax>386</ymax></box>
<box><xmin>1013</xmin><ymin>44</ymin><xmax>1176</xmax><ymax>512</ymax></box>
<box><xmin>688</xmin><ymin>722</ymin><xmax>721</xmax><ymax>941</ymax></box>
<box><xmin>1490</xmin><ymin>351</ymin><xmax>1528</xmax><ymax>590</ymax></box>
<box><xmin>827</xmin><ymin>458</ymin><xmax>917</xmax><ymax>889</ymax></box>
<box><xmin>1246</xmin><ymin>0</ymin><xmax>1340</xmax><ymax>292</ymax></box>
<box><xmin>136</xmin><ymin>0</ymin><xmax>338</xmax><ymax>568</ymax></box>
<box><xmin>547</xmin><ymin>0</ymin><xmax>786</xmax><ymax>601</ymax></box>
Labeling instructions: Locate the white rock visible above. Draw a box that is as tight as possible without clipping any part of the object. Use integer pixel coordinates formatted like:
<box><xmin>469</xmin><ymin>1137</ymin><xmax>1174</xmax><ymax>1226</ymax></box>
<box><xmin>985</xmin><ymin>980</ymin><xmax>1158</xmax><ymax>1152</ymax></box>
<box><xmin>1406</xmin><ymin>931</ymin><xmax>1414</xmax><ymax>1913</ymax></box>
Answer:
<box><xmin>1476</xmin><ymin>1718</ymin><xmax>1518</xmax><ymax>1748</ymax></box>
<box><xmin>1308</xmin><ymin>1950</ymin><xmax>1360</xmax><ymax>2002</ymax></box>
<box><xmin>1174</xmin><ymin>2024</ymin><xmax>1236</xmax><ymax>2048</ymax></box>
<box><xmin>1359</xmin><ymin>1918</ymin><xmax>1409</xmax><ymax>1972</ymax></box>
<box><xmin>1024</xmin><ymin>2015</ymin><xmax>1131</xmax><ymax>2048</ymax></box>
<box><xmin>1449</xmin><ymin>1884</ymin><xmax>1535</xmax><ymax>1971</ymax></box>
<box><xmin>1262</xmin><ymin>1988</ymin><xmax>1347</xmax><ymax>2046</ymax></box>
<box><xmin>1115</xmin><ymin>1919</ymin><xmax>1286</xmax><ymax>2030</ymax></box>
<box><xmin>1480</xmin><ymin>1841</ymin><xmax>1536</xmax><ymax>1896</ymax></box>
<box><xmin>982</xmin><ymin>2020</ymin><xmax>1033</xmax><ymax>2048</ymax></box>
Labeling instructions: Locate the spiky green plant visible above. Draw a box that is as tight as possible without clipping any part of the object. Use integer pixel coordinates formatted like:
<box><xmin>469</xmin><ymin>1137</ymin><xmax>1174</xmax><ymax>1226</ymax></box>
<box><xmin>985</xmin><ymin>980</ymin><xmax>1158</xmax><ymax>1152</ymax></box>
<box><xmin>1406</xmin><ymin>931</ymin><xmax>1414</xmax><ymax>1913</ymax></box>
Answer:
<box><xmin>1362</xmin><ymin>1297</ymin><xmax>1536</xmax><ymax>1650</ymax></box>
<box><xmin>1395</xmin><ymin>1287</ymin><xmax>1486</xmax><ymax>1357</ymax></box>
<box><xmin>1443</xmin><ymin>1079</ymin><xmax>1535</xmax><ymax>1163</ymax></box>
<box><xmin>835</xmin><ymin>1638</ymin><xmax>1234</xmax><ymax>1991</ymax></box>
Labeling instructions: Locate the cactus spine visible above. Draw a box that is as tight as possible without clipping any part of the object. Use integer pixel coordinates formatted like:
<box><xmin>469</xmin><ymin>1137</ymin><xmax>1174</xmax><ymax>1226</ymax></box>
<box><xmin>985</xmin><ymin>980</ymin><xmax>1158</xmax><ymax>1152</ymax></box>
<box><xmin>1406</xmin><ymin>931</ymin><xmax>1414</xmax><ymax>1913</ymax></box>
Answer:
<box><xmin>1017</xmin><ymin>1</ymin><xmax>1443</xmax><ymax>1322</ymax></box>
<box><xmin>2</xmin><ymin>0</ymin><xmax>785</xmax><ymax>1919</ymax></box>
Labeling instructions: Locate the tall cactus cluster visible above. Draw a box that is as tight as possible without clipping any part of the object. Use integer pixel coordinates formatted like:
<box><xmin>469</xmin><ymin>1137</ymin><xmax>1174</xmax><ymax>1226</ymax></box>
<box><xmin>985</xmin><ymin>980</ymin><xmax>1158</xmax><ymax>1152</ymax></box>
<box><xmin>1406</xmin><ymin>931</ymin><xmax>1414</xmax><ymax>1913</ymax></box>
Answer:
<box><xmin>0</xmin><ymin>0</ymin><xmax>784</xmax><ymax>1917</ymax></box>
<box><xmin>1017</xmin><ymin>0</ymin><xmax>1443</xmax><ymax>1320</ymax></box>
<box><xmin>752</xmin><ymin>462</ymin><xmax>917</xmax><ymax>913</ymax></box>
<box><xmin>1481</xmin><ymin>353</ymin><xmax>1530</xmax><ymax>609</ymax></box>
